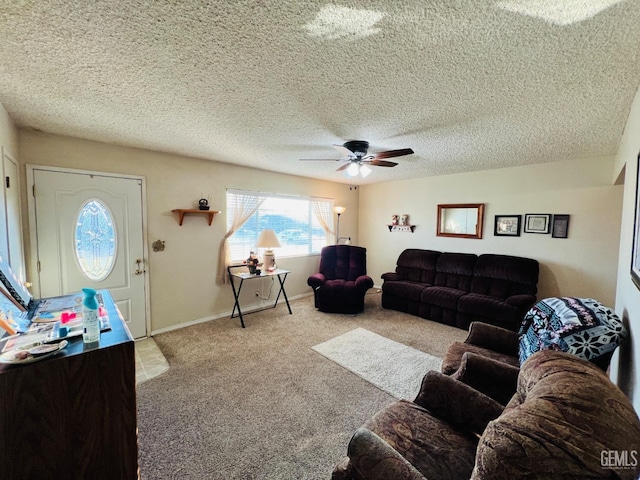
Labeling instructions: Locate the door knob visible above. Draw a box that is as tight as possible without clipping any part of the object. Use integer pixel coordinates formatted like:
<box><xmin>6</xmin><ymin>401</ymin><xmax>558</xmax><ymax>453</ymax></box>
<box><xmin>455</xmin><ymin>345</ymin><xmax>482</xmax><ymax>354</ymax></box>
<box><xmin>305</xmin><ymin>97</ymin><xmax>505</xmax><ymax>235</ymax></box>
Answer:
<box><xmin>134</xmin><ymin>258</ymin><xmax>145</xmax><ymax>275</ymax></box>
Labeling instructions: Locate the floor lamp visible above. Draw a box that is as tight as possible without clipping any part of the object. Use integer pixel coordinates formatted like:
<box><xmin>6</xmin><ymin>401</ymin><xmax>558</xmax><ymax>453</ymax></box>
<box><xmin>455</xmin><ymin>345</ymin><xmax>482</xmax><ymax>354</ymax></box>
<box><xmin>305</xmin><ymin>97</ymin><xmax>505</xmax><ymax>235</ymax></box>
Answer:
<box><xmin>334</xmin><ymin>206</ymin><xmax>345</xmax><ymax>244</ymax></box>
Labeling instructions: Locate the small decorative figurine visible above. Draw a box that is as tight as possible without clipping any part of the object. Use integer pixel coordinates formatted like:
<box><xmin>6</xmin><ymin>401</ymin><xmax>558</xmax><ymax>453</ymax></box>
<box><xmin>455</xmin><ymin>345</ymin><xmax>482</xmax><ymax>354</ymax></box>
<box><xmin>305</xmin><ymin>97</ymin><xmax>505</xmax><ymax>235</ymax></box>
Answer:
<box><xmin>391</xmin><ymin>214</ymin><xmax>399</xmax><ymax>225</ymax></box>
<box><xmin>400</xmin><ymin>214</ymin><xmax>409</xmax><ymax>225</ymax></box>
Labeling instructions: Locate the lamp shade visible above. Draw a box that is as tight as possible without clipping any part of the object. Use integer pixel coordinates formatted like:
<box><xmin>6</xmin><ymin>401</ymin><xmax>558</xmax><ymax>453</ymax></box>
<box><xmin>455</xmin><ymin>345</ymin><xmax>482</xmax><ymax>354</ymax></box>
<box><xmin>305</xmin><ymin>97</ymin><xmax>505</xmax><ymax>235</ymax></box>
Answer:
<box><xmin>256</xmin><ymin>229</ymin><xmax>281</xmax><ymax>248</ymax></box>
<box><xmin>334</xmin><ymin>206</ymin><xmax>346</xmax><ymax>215</ymax></box>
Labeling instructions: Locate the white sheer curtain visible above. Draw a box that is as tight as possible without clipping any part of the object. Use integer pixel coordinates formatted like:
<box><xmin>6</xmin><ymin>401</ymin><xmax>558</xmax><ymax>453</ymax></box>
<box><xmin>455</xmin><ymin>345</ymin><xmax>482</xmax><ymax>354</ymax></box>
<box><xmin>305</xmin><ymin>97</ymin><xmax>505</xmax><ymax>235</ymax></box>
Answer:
<box><xmin>312</xmin><ymin>200</ymin><xmax>335</xmax><ymax>245</ymax></box>
<box><xmin>217</xmin><ymin>191</ymin><xmax>266</xmax><ymax>284</ymax></box>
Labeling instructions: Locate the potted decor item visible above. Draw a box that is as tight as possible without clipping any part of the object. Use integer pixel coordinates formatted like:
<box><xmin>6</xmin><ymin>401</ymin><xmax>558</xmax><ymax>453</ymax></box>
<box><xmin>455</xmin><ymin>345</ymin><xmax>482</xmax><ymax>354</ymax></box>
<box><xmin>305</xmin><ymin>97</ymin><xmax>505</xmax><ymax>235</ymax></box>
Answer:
<box><xmin>246</xmin><ymin>251</ymin><xmax>260</xmax><ymax>274</ymax></box>
<box><xmin>198</xmin><ymin>198</ymin><xmax>210</xmax><ymax>210</ymax></box>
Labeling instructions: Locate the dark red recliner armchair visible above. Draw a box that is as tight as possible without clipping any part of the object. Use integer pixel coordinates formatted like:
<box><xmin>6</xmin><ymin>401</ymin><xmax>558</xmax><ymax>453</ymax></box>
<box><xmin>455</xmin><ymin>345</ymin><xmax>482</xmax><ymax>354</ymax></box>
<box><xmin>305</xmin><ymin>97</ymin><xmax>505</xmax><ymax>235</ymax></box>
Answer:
<box><xmin>307</xmin><ymin>245</ymin><xmax>374</xmax><ymax>314</ymax></box>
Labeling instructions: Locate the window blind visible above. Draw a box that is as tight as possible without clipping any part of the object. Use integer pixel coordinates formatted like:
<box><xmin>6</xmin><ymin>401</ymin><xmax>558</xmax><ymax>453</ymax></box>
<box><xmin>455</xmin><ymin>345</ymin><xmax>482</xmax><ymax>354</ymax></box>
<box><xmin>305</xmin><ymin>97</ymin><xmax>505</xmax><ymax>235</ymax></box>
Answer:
<box><xmin>226</xmin><ymin>189</ymin><xmax>333</xmax><ymax>262</ymax></box>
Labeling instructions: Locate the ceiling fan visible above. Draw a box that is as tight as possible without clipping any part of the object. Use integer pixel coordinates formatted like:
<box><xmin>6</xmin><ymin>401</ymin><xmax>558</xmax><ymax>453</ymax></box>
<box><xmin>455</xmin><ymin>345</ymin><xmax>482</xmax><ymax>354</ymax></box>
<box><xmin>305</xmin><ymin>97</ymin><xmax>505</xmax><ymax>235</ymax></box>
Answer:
<box><xmin>300</xmin><ymin>140</ymin><xmax>414</xmax><ymax>178</ymax></box>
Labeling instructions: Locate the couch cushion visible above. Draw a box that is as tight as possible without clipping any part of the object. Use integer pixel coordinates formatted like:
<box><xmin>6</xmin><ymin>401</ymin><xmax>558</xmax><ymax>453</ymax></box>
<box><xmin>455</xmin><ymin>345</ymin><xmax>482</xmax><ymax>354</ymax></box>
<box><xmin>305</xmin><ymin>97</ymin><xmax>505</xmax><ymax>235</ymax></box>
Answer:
<box><xmin>383</xmin><ymin>280</ymin><xmax>429</xmax><ymax>302</ymax></box>
<box><xmin>433</xmin><ymin>253</ymin><xmax>477</xmax><ymax>290</ymax></box>
<box><xmin>421</xmin><ymin>286</ymin><xmax>467</xmax><ymax>309</ymax></box>
<box><xmin>319</xmin><ymin>245</ymin><xmax>367</xmax><ymax>281</ymax></box>
<box><xmin>458</xmin><ymin>294</ymin><xmax>518</xmax><ymax>322</ymax></box>
<box><xmin>441</xmin><ymin>341</ymin><xmax>520</xmax><ymax>375</ymax></box>
<box><xmin>395</xmin><ymin>249</ymin><xmax>441</xmax><ymax>284</ymax></box>
<box><xmin>469</xmin><ymin>254</ymin><xmax>539</xmax><ymax>299</ymax></box>
<box><xmin>518</xmin><ymin>297</ymin><xmax>627</xmax><ymax>365</ymax></box>
<box><xmin>347</xmin><ymin>428</ymin><xmax>429</xmax><ymax>480</ymax></box>
<box><xmin>364</xmin><ymin>400</ymin><xmax>478</xmax><ymax>480</ymax></box>
<box><xmin>472</xmin><ymin>351</ymin><xmax>640</xmax><ymax>479</ymax></box>
<box><xmin>322</xmin><ymin>279</ymin><xmax>363</xmax><ymax>303</ymax></box>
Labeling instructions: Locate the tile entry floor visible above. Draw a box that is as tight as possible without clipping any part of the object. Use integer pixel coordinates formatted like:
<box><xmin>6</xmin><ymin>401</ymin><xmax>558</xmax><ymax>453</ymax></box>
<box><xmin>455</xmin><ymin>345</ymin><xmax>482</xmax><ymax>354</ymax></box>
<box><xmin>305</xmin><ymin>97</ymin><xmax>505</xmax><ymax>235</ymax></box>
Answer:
<box><xmin>135</xmin><ymin>337</ymin><xmax>169</xmax><ymax>385</ymax></box>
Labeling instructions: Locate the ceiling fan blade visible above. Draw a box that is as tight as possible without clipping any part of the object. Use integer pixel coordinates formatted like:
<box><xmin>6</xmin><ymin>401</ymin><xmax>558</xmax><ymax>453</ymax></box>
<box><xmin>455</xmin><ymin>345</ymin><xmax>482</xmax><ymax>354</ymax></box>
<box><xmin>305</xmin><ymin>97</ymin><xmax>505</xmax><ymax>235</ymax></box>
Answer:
<box><xmin>299</xmin><ymin>158</ymin><xmax>343</xmax><ymax>162</ymax></box>
<box><xmin>336</xmin><ymin>163</ymin><xmax>351</xmax><ymax>172</ymax></box>
<box><xmin>364</xmin><ymin>159</ymin><xmax>398</xmax><ymax>167</ymax></box>
<box><xmin>372</xmin><ymin>148</ymin><xmax>414</xmax><ymax>160</ymax></box>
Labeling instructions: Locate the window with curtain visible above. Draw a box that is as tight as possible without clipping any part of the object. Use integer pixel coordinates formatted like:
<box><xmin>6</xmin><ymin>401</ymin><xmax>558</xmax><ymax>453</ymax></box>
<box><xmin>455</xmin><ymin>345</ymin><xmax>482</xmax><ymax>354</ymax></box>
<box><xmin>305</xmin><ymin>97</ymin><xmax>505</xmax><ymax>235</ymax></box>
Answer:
<box><xmin>226</xmin><ymin>189</ymin><xmax>333</xmax><ymax>262</ymax></box>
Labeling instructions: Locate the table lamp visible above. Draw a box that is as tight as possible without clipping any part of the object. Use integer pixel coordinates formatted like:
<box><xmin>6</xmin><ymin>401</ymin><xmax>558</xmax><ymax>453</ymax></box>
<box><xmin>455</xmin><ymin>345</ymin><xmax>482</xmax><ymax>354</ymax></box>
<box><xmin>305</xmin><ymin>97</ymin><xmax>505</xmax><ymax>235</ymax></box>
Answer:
<box><xmin>256</xmin><ymin>229</ymin><xmax>281</xmax><ymax>271</ymax></box>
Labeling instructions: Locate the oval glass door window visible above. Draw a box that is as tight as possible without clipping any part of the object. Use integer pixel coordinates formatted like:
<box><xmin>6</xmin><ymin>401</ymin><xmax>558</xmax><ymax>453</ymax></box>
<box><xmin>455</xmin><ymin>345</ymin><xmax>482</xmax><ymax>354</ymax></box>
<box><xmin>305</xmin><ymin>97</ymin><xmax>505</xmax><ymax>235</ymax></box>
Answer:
<box><xmin>75</xmin><ymin>199</ymin><xmax>117</xmax><ymax>281</ymax></box>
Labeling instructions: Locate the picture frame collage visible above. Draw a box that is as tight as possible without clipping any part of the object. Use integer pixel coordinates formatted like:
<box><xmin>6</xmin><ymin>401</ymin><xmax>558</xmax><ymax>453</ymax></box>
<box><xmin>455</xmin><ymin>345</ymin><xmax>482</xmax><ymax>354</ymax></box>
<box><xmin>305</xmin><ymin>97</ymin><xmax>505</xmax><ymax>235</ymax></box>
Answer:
<box><xmin>494</xmin><ymin>214</ymin><xmax>570</xmax><ymax>238</ymax></box>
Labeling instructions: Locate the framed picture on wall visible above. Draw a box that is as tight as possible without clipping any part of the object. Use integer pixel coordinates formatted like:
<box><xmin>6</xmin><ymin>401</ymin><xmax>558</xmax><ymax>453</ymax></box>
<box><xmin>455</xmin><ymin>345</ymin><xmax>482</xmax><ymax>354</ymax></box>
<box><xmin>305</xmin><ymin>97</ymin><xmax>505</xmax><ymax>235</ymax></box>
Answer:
<box><xmin>524</xmin><ymin>214</ymin><xmax>551</xmax><ymax>234</ymax></box>
<box><xmin>631</xmin><ymin>152</ymin><xmax>640</xmax><ymax>290</ymax></box>
<box><xmin>551</xmin><ymin>214</ymin><xmax>570</xmax><ymax>239</ymax></box>
<box><xmin>494</xmin><ymin>215</ymin><xmax>521</xmax><ymax>236</ymax></box>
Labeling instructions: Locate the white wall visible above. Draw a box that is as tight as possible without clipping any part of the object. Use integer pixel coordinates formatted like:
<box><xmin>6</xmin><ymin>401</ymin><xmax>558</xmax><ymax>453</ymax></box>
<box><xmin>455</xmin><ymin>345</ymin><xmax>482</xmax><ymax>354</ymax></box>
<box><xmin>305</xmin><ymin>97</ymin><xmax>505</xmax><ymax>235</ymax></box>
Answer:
<box><xmin>0</xmin><ymin>103</ymin><xmax>18</xmax><ymax>158</ymax></box>
<box><xmin>612</xmin><ymin>84</ymin><xmax>640</xmax><ymax>411</ymax></box>
<box><xmin>359</xmin><ymin>156</ymin><xmax>622</xmax><ymax>307</ymax></box>
<box><xmin>18</xmin><ymin>130</ymin><xmax>359</xmax><ymax>333</ymax></box>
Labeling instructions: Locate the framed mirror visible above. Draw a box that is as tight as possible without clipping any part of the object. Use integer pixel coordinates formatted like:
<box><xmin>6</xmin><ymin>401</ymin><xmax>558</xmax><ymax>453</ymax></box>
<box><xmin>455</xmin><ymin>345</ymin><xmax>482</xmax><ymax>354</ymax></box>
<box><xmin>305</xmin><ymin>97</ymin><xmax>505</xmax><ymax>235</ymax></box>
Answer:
<box><xmin>437</xmin><ymin>203</ymin><xmax>485</xmax><ymax>239</ymax></box>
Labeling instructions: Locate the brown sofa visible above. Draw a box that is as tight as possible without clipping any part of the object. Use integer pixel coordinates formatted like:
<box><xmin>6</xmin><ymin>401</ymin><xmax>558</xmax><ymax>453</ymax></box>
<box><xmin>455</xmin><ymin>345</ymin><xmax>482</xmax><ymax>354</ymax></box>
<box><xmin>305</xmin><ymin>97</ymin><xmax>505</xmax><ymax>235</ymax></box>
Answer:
<box><xmin>442</xmin><ymin>298</ymin><xmax>628</xmax><ymax>405</ymax></box>
<box><xmin>332</xmin><ymin>350</ymin><xmax>640</xmax><ymax>480</ymax></box>
<box><xmin>381</xmin><ymin>249</ymin><xmax>539</xmax><ymax>331</ymax></box>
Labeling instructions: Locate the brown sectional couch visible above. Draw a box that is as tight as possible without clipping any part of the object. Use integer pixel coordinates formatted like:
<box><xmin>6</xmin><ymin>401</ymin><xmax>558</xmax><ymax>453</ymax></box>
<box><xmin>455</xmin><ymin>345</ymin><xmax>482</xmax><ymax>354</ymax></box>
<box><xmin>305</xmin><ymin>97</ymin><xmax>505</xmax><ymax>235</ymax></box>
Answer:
<box><xmin>332</xmin><ymin>350</ymin><xmax>640</xmax><ymax>480</ymax></box>
<box><xmin>381</xmin><ymin>249</ymin><xmax>539</xmax><ymax>331</ymax></box>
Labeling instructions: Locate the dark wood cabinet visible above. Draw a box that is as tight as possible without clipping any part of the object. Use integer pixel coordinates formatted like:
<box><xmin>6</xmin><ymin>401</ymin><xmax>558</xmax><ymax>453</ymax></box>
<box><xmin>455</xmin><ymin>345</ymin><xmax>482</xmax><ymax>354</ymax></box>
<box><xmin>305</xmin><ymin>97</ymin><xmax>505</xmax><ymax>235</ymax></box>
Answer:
<box><xmin>0</xmin><ymin>291</ymin><xmax>138</xmax><ymax>479</ymax></box>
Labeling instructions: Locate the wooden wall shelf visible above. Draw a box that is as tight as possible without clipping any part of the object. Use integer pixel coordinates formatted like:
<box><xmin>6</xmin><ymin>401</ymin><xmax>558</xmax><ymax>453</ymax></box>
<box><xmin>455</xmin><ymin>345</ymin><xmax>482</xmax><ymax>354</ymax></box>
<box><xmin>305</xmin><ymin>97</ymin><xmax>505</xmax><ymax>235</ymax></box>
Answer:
<box><xmin>388</xmin><ymin>225</ymin><xmax>416</xmax><ymax>233</ymax></box>
<box><xmin>172</xmin><ymin>209</ymin><xmax>220</xmax><ymax>226</ymax></box>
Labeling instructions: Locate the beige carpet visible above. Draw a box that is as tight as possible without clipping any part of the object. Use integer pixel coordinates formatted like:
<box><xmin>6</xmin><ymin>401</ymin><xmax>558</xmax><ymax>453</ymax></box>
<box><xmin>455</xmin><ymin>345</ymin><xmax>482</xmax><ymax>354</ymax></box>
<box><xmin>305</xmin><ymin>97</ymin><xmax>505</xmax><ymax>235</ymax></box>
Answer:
<box><xmin>136</xmin><ymin>291</ymin><xmax>467</xmax><ymax>479</ymax></box>
<box><xmin>313</xmin><ymin>327</ymin><xmax>443</xmax><ymax>400</ymax></box>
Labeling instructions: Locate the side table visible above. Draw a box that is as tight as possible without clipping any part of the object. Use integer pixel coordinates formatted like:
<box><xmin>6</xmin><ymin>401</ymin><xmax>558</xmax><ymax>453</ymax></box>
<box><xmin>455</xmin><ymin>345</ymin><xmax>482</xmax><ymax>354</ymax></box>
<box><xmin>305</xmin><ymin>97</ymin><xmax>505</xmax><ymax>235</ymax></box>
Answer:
<box><xmin>227</xmin><ymin>265</ymin><xmax>292</xmax><ymax>328</ymax></box>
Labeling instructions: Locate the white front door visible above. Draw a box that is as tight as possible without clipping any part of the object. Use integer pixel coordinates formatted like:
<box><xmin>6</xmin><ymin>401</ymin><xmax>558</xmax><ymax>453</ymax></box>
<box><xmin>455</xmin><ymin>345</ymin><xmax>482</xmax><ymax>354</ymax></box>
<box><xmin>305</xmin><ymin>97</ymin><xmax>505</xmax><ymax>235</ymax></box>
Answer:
<box><xmin>31</xmin><ymin>168</ymin><xmax>147</xmax><ymax>338</ymax></box>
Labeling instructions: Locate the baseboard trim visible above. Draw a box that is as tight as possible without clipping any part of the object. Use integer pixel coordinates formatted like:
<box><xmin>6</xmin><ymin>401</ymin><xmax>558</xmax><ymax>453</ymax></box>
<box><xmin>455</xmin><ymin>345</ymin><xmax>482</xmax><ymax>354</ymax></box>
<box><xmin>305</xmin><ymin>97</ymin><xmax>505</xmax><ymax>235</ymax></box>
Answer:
<box><xmin>149</xmin><ymin>292</ymin><xmax>314</xmax><ymax>336</ymax></box>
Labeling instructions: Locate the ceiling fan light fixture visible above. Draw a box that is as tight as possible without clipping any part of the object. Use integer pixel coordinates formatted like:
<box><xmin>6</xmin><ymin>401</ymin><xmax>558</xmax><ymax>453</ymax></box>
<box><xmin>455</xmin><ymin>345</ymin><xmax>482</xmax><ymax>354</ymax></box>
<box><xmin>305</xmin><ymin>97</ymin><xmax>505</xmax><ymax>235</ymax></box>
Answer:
<box><xmin>300</xmin><ymin>139</ymin><xmax>412</xmax><ymax>178</ymax></box>
<box><xmin>346</xmin><ymin>163</ymin><xmax>360</xmax><ymax>177</ymax></box>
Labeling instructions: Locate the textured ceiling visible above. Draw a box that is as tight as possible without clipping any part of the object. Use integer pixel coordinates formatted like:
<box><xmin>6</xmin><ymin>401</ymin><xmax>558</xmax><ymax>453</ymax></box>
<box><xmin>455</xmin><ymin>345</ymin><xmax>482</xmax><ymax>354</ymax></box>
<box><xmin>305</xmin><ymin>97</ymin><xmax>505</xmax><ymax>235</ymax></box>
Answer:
<box><xmin>1</xmin><ymin>1</ymin><xmax>640</xmax><ymax>185</ymax></box>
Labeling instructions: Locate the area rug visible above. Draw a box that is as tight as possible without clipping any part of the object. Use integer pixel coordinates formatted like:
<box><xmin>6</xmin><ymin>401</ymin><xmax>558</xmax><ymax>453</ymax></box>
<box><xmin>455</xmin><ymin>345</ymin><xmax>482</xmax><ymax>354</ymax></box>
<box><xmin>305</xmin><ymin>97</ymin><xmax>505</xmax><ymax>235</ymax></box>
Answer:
<box><xmin>312</xmin><ymin>327</ymin><xmax>442</xmax><ymax>400</ymax></box>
